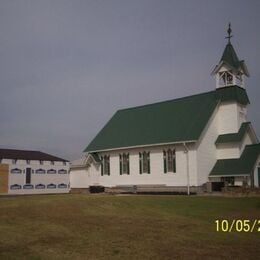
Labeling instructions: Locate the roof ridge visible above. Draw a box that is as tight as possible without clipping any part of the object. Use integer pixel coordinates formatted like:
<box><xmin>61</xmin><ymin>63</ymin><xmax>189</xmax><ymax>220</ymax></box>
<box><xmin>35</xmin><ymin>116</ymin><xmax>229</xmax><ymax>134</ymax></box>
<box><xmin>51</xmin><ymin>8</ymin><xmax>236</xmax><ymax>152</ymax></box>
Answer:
<box><xmin>0</xmin><ymin>148</ymin><xmax>68</xmax><ymax>161</ymax></box>
<box><xmin>118</xmin><ymin>85</ymin><xmax>247</xmax><ymax>112</ymax></box>
<box><xmin>118</xmin><ymin>89</ymin><xmax>215</xmax><ymax>112</ymax></box>
<box><xmin>0</xmin><ymin>148</ymin><xmax>41</xmax><ymax>152</ymax></box>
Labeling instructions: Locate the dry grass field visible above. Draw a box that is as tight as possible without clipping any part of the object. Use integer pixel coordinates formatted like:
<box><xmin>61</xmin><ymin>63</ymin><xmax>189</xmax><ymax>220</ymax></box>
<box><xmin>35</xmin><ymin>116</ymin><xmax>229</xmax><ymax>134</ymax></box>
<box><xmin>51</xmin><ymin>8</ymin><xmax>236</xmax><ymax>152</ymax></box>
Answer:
<box><xmin>0</xmin><ymin>194</ymin><xmax>259</xmax><ymax>259</ymax></box>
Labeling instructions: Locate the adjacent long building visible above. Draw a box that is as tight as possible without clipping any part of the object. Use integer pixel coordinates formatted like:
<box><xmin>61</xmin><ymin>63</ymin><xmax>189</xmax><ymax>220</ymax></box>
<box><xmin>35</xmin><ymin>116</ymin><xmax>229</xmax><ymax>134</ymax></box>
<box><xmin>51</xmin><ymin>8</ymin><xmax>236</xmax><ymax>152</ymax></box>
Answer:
<box><xmin>0</xmin><ymin>149</ymin><xmax>70</xmax><ymax>194</ymax></box>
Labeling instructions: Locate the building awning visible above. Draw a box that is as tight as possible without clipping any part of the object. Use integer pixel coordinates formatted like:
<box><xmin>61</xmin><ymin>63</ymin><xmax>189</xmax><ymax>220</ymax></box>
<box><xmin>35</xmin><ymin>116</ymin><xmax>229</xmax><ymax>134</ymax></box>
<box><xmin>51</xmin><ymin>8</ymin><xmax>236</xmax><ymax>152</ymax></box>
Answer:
<box><xmin>215</xmin><ymin>122</ymin><xmax>251</xmax><ymax>145</ymax></box>
<box><xmin>210</xmin><ymin>144</ymin><xmax>260</xmax><ymax>177</ymax></box>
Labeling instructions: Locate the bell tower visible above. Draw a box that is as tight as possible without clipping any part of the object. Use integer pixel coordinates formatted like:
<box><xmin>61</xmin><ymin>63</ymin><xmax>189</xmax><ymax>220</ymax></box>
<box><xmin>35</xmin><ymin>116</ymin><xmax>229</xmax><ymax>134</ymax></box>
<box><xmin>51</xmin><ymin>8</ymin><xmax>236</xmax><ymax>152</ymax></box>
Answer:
<box><xmin>212</xmin><ymin>23</ymin><xmax>249</xmax><ymax>89</ymax></box>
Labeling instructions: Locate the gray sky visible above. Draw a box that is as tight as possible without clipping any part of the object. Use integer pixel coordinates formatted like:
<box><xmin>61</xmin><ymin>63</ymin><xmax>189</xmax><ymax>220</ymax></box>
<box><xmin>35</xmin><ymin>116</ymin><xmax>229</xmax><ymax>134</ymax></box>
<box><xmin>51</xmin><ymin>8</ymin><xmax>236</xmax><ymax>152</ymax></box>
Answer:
<box><xmin>1</xmin><ymin>0</ymin><xmax>260</xmax><ymax>160</ymax></box>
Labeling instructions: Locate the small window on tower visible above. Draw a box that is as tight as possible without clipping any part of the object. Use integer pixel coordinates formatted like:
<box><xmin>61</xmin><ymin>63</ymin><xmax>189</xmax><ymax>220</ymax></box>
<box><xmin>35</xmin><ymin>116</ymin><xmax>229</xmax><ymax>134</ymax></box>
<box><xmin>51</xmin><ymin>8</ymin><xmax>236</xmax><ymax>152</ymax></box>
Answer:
<box><xmin>226</xmin><ymin>72</ymin><xmax>233</xmax><ymax>85</ymax></box>
<box><xmin>219</xmin><ymin>71</ymin><xmax>233</xmax><ymax>86</ymax></box>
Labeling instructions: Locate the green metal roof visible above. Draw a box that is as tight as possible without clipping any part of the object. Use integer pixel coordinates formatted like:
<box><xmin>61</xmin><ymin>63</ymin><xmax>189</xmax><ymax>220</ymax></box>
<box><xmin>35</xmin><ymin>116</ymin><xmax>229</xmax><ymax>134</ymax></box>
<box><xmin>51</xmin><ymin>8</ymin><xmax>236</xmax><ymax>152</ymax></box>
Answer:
<box><xmin>217</xmin><ymin>43</ymin><xmax>249</xmax><ymax>76</ymax></box>
<box><xmin>210</xmin><ymin>144</ymin><xmax>260</xmax><ymax>176</ymax></box>
<box><xmin>84</xmin><ymin>86</ymin><xmax>249</xmax><ymax>152</ymax></box>
<box><xmin>221</xmin><ymin>43</ymin><xmax>241</xmax><ymax>70</ymax></box>
<box><xmin>215</xmin><ymin>122</ymin><xmax>251</xmax><ymax>144</ymax></box>
<box><xmin>214</xmin><ymin>85</ymin><xmax>249</xmax><ymax>105</ymax></box>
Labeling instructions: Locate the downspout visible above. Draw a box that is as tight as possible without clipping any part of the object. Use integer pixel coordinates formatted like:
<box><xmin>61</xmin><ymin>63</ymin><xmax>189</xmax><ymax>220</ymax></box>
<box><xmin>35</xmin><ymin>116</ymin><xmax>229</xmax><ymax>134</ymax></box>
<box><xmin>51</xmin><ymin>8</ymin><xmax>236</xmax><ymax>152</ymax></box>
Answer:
<box><xmin>183</xmin><ymin>142</ymin><xmax>190</xmax><ymax>196</ymax></box>
<box><xmin>251</xmin><ymin>170</ymin><xmax>254</xmax><ymax>188</ymax></box>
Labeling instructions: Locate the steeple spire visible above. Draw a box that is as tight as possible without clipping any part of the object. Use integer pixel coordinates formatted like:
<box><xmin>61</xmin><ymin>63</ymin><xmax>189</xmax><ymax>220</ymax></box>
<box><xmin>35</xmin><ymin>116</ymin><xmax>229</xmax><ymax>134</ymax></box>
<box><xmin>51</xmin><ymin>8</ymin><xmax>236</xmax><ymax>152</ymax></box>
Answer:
<box><xmin>211</xmin><ymin>24</ymin><xmax>249</xmax><ymax>89</ymax></box>
<box><xmin>225</xmin><ymin>22</ymin><xmax>233</xmax><ymax>44</ymax></box>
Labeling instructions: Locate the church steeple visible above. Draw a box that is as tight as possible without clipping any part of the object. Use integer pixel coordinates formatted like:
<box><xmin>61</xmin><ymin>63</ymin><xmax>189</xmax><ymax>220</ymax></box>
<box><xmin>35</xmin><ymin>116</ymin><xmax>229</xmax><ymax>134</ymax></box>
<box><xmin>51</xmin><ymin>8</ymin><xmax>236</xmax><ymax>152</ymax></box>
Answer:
<box><xmin>212</xmin><ymin>23</ymin><xmax>249</xmax><ymax>89</ymax></box>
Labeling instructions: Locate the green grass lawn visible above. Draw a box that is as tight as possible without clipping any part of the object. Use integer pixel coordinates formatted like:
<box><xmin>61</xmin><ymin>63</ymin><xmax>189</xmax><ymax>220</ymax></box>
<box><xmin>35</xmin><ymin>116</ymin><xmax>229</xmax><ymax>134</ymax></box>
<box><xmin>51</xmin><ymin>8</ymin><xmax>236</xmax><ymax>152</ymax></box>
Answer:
<box><xmin>0</xmin><ymin>194</ymin><xmax>259</xmax><ymax>259</ymax></box>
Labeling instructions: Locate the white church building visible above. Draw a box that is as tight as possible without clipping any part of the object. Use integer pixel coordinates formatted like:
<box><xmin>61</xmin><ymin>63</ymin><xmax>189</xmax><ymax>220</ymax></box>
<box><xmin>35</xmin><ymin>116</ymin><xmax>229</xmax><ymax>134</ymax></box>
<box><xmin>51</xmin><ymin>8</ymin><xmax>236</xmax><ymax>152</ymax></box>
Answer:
<box><xmin>70</xmin><ymin>26</ymin><xmax>260</xmax><ymax>193</ymax></box>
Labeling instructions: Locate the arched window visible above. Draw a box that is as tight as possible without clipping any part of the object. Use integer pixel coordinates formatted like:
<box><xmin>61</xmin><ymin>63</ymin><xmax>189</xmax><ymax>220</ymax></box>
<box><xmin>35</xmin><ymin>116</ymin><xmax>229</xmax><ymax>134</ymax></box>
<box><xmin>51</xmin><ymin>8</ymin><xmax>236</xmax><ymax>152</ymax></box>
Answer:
<box><xmin>119</xmin><ymin>153</ymin><xmax>130</xmax><ymax>175</ymax></box>
<box><xmin>163</xmin><ymin>149</ymin><xmax>176</xmax><ymax>173</ymax></box>
<box><xmin>101</xmin><ymin>155</ymin><xmax>110</xmax><ymax>176</ymax></box>
<box><xmin>139</xmin><ymin>151</ymin><xmax>150</xmax><ymax>174</ymax></box>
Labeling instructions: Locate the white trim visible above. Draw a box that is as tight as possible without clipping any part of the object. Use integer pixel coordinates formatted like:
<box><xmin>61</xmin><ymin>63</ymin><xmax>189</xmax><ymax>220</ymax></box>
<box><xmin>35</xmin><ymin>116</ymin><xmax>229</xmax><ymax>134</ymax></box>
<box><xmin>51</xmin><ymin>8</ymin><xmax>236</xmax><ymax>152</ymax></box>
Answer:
<box><xmin>85</xmin><ymin>154</ymin><xmax>97</xmax><ymax>165</ymax></box>
<box><xmin>212</xmin><ymin>61</ymin><xmax>249</xmax><ymax>76</ymax></box>
<box><xmin>252</xmin><ymin>154</ymin><xmax>260</xmax><ymax>185</ymax></box>
<box><xmin>87</xmin><ymin>140</ymin><xmax>197</xmax><ymax>153</ymax></box>
<box><xmin>195</xmin><ymin>101</ymin><xmax>220</xmax><ymax>149</ymax></box>
<box><xmin>209</xmin><ymin>174</ymin><xmax>250</xmax><ymax>177</ymax></box>
<box><xmin>248</xmin><ymin>124</ymin><xmax>259</xmax><ymax>143</ymax></box>
<box><xmin>70</xmin><ymin>164</ymin><xmax>87</xmax><ymax>169</ymax></box>
<box><xmin>242</xmin><ymin>62</ymin><xmax>250</xmax><ymax>77</ymax></box>
<box><xmin>183</xmin><ymin>143</ymin><xmax>190</xmax><ymax>195</ymax></box>
<box><xmin>70</xmin><ymin>156</ymin><xmax>88</xmax><ymax>169</ymax></box>
<box><xmin>211</xmin><ymin>61</ymin><xmax>225</xmax><ymax>75</ymax></box>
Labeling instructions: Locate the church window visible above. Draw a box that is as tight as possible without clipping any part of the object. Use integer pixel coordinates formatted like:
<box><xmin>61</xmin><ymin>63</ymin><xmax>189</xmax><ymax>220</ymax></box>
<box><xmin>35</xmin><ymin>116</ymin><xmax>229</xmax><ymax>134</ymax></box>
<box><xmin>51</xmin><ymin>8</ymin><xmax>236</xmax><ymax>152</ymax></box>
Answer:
<box><xmin>163</xmin><ymin>149</ymin><xmax>176</xmax><ymax>173</ymax></box>
<box><xmin>139</xmin><ymin>151</ymin><xmax>150</xmax><ymax>174</ymax></box>
<box><xmin>119</xmin><ymin>153</ymin><xmax>130</xmax><ymax>175</ymax></box>
<box><xmin>219</xmin><ymin>71</ymin><xmax>234</xmax><ymax>86</ymax></box>
<box><xmin>101</xmin><ymin>155</ymin><xmax>110</xmax><ymax>176</ymax></box>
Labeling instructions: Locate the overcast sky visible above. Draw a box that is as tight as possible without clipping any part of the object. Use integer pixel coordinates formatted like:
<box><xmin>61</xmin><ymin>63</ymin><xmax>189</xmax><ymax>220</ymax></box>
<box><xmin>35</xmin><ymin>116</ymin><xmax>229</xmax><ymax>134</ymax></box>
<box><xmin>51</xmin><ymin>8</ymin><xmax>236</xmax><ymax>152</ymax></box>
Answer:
<box><xmin>1</xmin><ymin>0</ymin><xmax>260</xmax><ymax>160</ymax></box>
